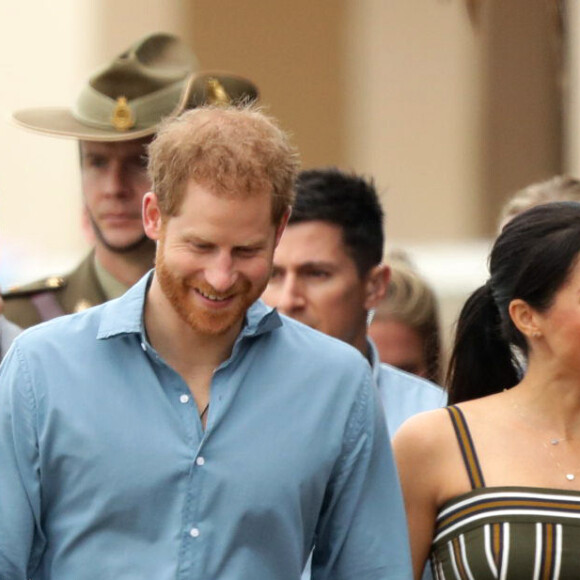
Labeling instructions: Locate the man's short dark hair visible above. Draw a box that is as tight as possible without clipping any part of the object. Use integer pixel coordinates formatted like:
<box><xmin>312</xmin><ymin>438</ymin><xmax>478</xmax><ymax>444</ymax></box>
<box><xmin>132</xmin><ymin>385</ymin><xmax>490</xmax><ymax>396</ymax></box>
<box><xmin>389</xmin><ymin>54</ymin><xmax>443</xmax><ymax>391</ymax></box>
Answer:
<box><xmin>290</xmin><ymin>168</ymin><xmax>384</xmax><ymax>277</ymax></box>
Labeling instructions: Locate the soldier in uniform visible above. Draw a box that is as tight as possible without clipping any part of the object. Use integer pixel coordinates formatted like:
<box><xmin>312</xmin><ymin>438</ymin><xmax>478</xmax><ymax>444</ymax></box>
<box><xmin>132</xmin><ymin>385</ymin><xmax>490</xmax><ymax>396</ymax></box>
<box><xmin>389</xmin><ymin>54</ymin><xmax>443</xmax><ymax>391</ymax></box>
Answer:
<box><xmin>3</xmin><ymin>33</ymin><xmax>259</xmax><ymax>328</ymax></box>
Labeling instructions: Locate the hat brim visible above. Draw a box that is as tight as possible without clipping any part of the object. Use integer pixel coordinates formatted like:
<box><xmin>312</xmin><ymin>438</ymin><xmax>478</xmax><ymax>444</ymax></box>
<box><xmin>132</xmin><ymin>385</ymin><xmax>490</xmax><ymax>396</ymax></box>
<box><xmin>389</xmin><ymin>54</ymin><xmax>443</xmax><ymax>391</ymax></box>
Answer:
<box><xmin>12</xmin><ymin>107</ymin><xmax>158</xmax><ymax>142</ymax></box>
<box><xmin>13</xmin><ymin>71</ymin><xmax>260</xmax><ymax>143</ymax></box>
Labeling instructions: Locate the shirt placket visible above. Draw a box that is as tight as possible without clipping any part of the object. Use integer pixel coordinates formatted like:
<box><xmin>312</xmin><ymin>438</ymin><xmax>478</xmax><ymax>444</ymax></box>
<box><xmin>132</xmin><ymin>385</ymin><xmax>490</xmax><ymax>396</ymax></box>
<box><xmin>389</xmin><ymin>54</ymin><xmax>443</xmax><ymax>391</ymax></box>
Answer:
<box><xmin>141</xmin><ymin>339</ymin><xmax>209</xmax><ymax>577</ymax></box>
<box><xmin>141</xmin><ymin>330</ymin><xmax>250</xmax><ymax>578</ymax></box>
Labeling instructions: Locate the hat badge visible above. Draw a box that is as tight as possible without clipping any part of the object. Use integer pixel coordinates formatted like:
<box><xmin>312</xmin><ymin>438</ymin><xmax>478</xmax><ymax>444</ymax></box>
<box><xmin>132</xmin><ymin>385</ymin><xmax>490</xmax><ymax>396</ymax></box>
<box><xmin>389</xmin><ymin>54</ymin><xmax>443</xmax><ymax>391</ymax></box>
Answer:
<box><xmin>205</xmin><ymin>78</ymin><xmax>231</xmax><ymax>106</ymax></box>
<box><xmin>111</xmin><ymin>96</ymin><xmax>135</xmax><ymax>131</ymax></box>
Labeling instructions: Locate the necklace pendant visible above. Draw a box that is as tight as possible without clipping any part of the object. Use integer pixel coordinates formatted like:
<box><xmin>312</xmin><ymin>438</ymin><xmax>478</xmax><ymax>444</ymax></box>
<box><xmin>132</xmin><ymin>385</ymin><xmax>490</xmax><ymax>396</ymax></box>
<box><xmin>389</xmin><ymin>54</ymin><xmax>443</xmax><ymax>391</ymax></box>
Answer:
<box><xmin>566</xmin><ymin>473</ymin><xmax>576</xmax><ymax>481</ymax></box>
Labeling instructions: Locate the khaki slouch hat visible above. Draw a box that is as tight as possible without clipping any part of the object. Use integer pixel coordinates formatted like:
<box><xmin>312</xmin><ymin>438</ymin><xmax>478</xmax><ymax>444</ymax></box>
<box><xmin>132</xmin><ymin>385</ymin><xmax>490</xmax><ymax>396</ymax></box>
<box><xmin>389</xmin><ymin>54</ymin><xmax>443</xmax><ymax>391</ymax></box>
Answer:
<box><xmin>12</xmin><ymin>32</ymin><xmax>200</xmax><ymax>142</ymax></box>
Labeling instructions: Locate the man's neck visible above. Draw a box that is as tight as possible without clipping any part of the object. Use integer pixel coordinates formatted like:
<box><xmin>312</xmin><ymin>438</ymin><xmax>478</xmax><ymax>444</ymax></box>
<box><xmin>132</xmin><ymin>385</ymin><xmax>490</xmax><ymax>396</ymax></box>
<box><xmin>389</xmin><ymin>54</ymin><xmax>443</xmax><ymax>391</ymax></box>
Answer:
<box><xmin>351</xmin><ymin>328</ymin><xmax>372</xmax><ymax>363</ymax></box>
<box><xmin>94</xmin><ymin>242</ymin><xmax>155</xmax><ymax>289</ymax></box>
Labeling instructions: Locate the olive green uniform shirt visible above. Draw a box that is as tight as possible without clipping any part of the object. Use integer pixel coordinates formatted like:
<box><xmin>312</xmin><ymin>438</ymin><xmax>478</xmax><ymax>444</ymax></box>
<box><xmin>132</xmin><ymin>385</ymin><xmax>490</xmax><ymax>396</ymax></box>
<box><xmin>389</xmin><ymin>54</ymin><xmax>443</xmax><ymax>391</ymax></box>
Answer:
<box><xmin>3</xmin><ymin>252</ymin><xmax>109</xmax><ymax>329</ymax></box>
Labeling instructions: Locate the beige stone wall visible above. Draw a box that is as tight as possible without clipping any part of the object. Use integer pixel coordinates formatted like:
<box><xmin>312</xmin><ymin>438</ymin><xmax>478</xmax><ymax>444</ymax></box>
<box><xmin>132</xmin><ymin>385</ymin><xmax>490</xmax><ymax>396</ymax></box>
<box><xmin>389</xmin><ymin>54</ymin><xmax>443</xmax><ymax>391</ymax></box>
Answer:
<box><xmin>343</xmin><ymin>0</ymin><xmax>485</xmax><ymax>243</ymax></box>
<box><xmin>191</xmin><ymin>0</ymin><xmax>345</xmax><ymax>169</ymax></box>
<box><xmin>565</xmin><ymin>0</ymin><xmax>580</xmax><ymax>175</ymax></box>
<box><xmin>480</xmin><ymin>0</ymin><xmax>562</xmax><ymax>228</ymax></box>
<box><xmin>0</xmin><ymin>1</ymin><xmax>87</xmax><ymax>284</ymax></box>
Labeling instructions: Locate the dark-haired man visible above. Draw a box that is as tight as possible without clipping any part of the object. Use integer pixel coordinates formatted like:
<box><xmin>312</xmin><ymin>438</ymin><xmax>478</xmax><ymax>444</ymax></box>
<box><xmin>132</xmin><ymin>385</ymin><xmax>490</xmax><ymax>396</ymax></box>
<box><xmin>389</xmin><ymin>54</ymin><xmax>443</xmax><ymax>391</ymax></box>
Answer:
<box><xmin>263</xmin><ymin>168</ymin><xmax>445</xmax><ymax>436</ymax></box>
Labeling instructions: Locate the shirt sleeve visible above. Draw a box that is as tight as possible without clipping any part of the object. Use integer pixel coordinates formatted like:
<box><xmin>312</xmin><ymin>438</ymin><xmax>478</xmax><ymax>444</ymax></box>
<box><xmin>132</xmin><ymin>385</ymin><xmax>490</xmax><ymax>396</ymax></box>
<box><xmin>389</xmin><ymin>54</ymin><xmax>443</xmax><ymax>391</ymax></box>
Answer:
<box><xmin>311</xmin><ymin>367</ymin><xmax>413</xmax><ymax>580</ymax></box>
<box><xmin>0</xmin><ymin>342</ymin><xmax>46</xmax><ymax>578</ymax></box>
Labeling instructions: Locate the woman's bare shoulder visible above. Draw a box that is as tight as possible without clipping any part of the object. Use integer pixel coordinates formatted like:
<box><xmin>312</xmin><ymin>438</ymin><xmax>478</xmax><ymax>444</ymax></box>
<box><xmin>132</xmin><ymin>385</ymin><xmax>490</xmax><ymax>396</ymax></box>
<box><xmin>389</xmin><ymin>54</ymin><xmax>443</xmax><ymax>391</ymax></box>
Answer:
<box><xmin>394</xmin><ymin>405</ymin><xmax>481</xmax><ymax>507</ymax></box>
<box><xmin>453</xmin><ymin>392</ymin><xmax>509</xmax><ymax>425</ymax></box>
<box><xmin>393</xmin><ymin>407</ymin><xmax>455</xmax><ymax>459</ymax></box>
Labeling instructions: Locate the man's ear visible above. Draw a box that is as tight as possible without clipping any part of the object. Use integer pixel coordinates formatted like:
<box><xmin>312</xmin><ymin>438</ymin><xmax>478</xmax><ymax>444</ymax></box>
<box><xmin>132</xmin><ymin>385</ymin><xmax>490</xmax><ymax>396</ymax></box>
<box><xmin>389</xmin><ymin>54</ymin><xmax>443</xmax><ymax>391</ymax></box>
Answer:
<box><xmin>364</xmin><ymin>264</ymin><xmax>390</xmax><ymax>311</ymax></box>
<box><xmin>143</xmin><ymin>192</ymin><xmax>163</xmax><ymax>241</ymax></box>
<box><xmin>509</xmin><ymin>298</ymin><xmax>542</xmax><ymax>339</ymax></box>
<box><xmin>274</xmin><ymin>207</ymin><xmax>292</xmax><ymax>247</ymax></box>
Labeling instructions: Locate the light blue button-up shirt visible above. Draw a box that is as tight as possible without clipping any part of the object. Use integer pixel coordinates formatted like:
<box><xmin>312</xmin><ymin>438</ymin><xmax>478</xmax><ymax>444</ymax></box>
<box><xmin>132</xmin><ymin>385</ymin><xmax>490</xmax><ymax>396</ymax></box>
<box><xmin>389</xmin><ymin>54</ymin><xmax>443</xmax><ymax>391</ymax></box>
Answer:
<box><xmin>369</xmin><ymin>340</ymin><xmax>447</xmax><ymax>436</ymax></box>
<box><xmin>370</xmin><ymin>341</ymin><xmax>446</xmax><ymax>580</ymax></box>
<box><xmin>301</xmin><ymin>340</ymin><xmax>445</xmax><ymax>580</ymax></box>
<box><xmin>0</xmin><ymin>273</ymin><xmax>412</xmax><ymax>580</ymax></box>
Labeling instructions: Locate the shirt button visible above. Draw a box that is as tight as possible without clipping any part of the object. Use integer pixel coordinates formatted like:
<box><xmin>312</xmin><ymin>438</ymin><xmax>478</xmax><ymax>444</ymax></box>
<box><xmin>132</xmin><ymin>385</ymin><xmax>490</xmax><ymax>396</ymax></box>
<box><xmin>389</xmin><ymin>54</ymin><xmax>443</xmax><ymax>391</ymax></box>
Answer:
<box><xmin>140</xmin><ymin>342</ymin><xmax>147</xmax><ymax>351</ymax></box>
<box><xmin>190</xmin><ymin>527</ymin><xmax>200</xmax><ymax>538</ymax></box>
<box><xmin>196</xmin><ymin>456</ymin><xmax>205</xmax><ymax>466</ymax></box>
<box><xmin>180</xmin><ymin>394</ymin><xmax>190</xmax><ymax>404</ymax></box>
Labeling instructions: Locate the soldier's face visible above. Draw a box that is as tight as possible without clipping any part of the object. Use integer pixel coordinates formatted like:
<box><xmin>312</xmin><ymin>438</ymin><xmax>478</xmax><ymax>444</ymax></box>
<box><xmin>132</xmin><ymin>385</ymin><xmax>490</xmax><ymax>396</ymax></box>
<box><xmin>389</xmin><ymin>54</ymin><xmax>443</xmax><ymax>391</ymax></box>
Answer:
<box><xmin>80</xmin><ymin>139</ymin><xmax>151</xmax><ymax>253</ymax></box>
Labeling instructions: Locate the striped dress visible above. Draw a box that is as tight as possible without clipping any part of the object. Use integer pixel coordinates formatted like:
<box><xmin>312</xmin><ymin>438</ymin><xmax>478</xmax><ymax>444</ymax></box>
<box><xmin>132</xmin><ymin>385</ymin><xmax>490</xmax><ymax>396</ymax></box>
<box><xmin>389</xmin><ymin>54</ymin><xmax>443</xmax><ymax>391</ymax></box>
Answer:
<box><xmin>430</xmin><ymin>406</ymin><xmax>580</xmax><ymax>579</ymax></box>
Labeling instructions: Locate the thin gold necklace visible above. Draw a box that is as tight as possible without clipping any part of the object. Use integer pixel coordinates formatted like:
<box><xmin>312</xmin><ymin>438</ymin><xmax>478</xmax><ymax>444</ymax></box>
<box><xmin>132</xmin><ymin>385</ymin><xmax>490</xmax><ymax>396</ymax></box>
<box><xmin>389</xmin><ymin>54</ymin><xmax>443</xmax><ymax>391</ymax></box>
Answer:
<box><xmin>543</xmin><ymin>438</ymin><xmax>579</xmax><ymax>482</ymax></box>
<box><xmin>512</xmin><ymin>399</ymin><xmax>580</xmax><ymax>482</ymax></box>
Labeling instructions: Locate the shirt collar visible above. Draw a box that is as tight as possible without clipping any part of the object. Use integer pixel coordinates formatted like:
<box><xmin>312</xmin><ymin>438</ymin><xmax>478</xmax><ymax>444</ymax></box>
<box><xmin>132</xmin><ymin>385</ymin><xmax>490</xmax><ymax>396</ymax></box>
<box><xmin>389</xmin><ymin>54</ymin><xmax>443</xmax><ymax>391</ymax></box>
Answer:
<box><xmin>97</xmin><ymin>270</ymin><xmax>282</xmax><ymax>340</ymax></box>
<box><xmin>241</xmin><ymin>298</ymin><xmax>282</xmax><ymax>337</ymax></box>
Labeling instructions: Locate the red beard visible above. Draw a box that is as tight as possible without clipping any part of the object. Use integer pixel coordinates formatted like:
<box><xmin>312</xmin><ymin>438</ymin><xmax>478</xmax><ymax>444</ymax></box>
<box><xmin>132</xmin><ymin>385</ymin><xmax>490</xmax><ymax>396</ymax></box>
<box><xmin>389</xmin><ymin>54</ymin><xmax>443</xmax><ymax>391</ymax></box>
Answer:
<box><xmin>156</xmin><ymin>248</ymin><xmax>265</xmax><ymax>336</ymax></box>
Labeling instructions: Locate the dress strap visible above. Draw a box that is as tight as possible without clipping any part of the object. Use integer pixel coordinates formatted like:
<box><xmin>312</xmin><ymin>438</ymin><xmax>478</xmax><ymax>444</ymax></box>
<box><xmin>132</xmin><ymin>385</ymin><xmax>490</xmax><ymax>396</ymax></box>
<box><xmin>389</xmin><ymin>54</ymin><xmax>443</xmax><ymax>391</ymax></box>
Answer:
<box><xmin>446</xmin><ymin>405</ymin><xmax>486</xmax><ymax>489</ymax></box>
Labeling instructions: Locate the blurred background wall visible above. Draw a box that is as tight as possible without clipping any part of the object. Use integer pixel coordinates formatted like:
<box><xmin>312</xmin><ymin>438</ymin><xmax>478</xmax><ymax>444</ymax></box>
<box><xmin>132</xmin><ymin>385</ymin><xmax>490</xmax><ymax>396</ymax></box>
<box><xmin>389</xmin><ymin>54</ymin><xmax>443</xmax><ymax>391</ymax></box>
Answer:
<box><xmin>0</xmin><ymin>0</ymin><xmax>571</xmax><ymax>353</ymax></box>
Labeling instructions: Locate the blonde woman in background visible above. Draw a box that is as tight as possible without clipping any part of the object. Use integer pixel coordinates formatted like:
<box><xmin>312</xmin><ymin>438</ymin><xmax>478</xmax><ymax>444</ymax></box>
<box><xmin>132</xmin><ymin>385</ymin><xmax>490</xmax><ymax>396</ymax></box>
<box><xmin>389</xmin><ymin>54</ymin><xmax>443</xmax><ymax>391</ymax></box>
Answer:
<box><xmin>369</xmin><ymin>253</ymin><xmax>442</xmax><ymax>385</ymax></box>
<box><xmin>498</xmin><ymin>175</ymin><xmax>580</xmax><ymax>230</ymax></box>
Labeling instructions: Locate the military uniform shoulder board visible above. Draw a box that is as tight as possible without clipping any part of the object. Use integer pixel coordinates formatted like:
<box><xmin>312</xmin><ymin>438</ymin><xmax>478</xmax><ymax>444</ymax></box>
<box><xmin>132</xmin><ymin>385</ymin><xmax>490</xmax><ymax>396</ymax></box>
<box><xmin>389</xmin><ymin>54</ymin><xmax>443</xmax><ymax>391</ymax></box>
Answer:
<box><xmin>73</xmin><ymin>299</ymin><xmax>93</xmax><ymax>313</ymax></box>
<box><xmin>3</xmin><ymin>276</ymin><xmax>69</xmax><ymax>323</ymax></box>
<box><xmin>2</xmin><ymin>276</ymin><xmax>67</xmax><ymax>299</ymax></box>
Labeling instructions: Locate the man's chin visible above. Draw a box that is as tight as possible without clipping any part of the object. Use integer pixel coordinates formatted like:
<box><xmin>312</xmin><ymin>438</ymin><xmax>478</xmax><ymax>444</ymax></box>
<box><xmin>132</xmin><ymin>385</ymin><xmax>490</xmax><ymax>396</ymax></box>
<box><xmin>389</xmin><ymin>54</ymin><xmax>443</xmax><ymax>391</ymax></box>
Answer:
<box><xmin>184</xmin><ymin>310</ymin><xmax>243</xmax><ymax>337</ymax></box>
<box><xmin>98</xmin><ymin>234</ymin><xmax>154</xmax><ymax>254</ymax></box>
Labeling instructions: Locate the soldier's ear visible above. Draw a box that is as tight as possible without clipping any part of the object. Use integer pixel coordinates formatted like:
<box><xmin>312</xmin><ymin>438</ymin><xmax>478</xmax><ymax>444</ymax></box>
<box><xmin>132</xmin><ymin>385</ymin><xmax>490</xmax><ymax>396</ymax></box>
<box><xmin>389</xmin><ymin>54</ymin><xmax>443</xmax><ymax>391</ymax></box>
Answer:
<box><xmin>143</xmin><ymin>192</ymin><xmax>163</xmax><ymax>241</ymax></box>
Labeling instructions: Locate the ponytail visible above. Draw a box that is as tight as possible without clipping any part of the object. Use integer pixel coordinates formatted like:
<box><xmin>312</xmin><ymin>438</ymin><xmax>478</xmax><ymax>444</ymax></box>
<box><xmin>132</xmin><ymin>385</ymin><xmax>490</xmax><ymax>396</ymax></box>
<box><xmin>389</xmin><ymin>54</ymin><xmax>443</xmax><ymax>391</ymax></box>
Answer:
<box><xmin>446</xmin><ymin>282</ymin><xmax>521</xmax><ymax>404</ymax></box>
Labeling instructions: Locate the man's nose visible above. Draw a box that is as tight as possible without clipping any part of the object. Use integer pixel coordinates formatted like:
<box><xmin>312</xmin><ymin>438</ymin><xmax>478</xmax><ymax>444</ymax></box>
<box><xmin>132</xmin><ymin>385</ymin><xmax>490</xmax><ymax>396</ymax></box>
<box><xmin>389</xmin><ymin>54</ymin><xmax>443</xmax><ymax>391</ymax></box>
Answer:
<box><xmin>204</xmin><ymin>253</ymin><xmax>238</xmax><ymax>293</ymax></box>
<box><xmin>276</xmin><ymin>276</ymin><xmax>305</xmax><ymax>314</ymax></box>
<box><xmin>102</xmin><ymin>163</ymin><xmax>129</xmax><ymax>197</ymax></box>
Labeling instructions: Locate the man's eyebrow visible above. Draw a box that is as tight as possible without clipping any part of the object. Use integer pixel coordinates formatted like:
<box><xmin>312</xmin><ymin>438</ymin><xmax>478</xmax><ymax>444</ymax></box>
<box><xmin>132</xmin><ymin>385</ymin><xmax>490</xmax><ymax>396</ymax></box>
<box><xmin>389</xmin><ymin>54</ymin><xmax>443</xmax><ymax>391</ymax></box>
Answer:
<box><xmin>234</xmin><ymin>240</ymin><xmax>268</xmax><ymax>250</ymax></box>
<box><xmin>180</xmin><ymin>231</ymin><xmax>211</xmax><ymax>243</ymax></box>
<box><xmin>297</xmin><ymin>260</ymin><xmax>334</xmax><ymax>270</ymax></box>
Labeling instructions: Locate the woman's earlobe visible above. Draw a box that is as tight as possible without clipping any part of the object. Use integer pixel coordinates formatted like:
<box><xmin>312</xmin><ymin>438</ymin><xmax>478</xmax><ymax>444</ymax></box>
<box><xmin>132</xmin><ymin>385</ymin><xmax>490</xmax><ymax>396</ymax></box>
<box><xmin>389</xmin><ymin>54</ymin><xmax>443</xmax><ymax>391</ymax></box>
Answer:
<box><xmin>508</xmin><ymin>298</ymin><xmax>540</xmax><ymax>338</ymax></box>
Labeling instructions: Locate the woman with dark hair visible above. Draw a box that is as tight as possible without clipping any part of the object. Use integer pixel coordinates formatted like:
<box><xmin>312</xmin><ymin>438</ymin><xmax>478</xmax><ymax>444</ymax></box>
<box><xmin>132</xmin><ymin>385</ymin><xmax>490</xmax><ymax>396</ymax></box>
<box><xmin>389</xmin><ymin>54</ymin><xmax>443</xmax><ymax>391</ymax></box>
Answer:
<box><xmin>393</xmin><ymin>202</ymin><xmax>580</xmax><ymax>578</ymax></box>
